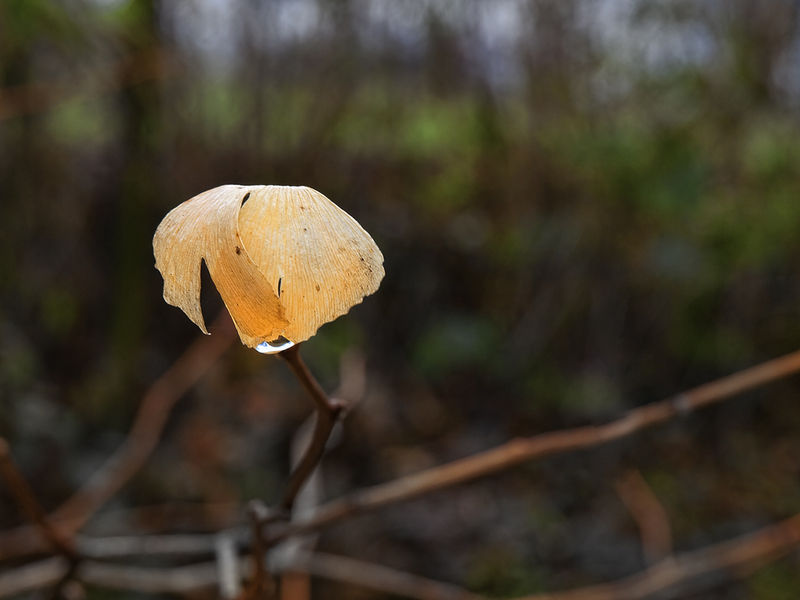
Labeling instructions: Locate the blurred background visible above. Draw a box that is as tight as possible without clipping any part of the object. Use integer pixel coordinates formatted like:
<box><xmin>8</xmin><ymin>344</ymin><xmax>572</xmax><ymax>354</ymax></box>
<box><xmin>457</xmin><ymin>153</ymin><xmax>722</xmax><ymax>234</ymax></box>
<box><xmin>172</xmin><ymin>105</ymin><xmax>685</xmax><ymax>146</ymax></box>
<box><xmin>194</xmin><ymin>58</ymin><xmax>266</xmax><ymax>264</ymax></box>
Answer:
<box><xmin>2</xmin><ymin>0</ymin><xmax>800</xmax><ymax>597</ymax></box>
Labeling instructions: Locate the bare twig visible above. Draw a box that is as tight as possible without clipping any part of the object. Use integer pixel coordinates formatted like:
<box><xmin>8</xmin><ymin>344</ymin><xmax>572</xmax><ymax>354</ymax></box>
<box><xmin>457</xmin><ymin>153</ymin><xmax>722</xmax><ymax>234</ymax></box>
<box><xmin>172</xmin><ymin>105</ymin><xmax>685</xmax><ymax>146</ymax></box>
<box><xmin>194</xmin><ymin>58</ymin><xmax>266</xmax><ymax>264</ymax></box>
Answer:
<box><xmin>291</xmin><ymin>552</ymin><xmax>486</xmax><ymax>600</ymax></box>
<box><xmin>0</xmin><ymin>439</ymin><xmax>77</xmax><ymax>561</ymax></box>
<box><xmin>5</xmin><ymin>510</ymin><xmax>800</xmax><ymax>600</ymax></box>
<box><xmin>278</xmin><ymin>344</ymin><xmax>344</xmax><ymax>513</ymax></box>
<box><xmin>7</xmin><ymin>347</ymin><xmax>796</xmax><ymax>564</ymax></box>
<box><xmin>75</xmin><ymin>531</ymin><xmax>229</xmax><ymax>558</ymax></box>
<box><xmin>0</xmin><ymin>553</ymin><xmax>484</xmax><ymax>600</ymax></box>
<box><xmin>269</xmin><ymin>348</ymin><xmax>800</xmax><ymax>543</ymax></box>
<box><xmin>277</xmin><ymin>407</ymin><xmax>330</xmax><ymax>599</ymax></box>
<box><xmin>79</xmin><ymin>561</ymin><xmax>221</xmax><ymax>595</ymax></box>
<box><xmin>245</xmin><ymin>501</ymin><xmax>276</xmax><ymax>599</ymax></box>
<box><xmin>84</xmin><ymin>499</ymin><xmax>239</xmax><ymax>533</ymax></box>
<box><xmin>0</xmin><ymin>312</ymin><xmax>235</xmax><ymax>561</ymax></box>
<box><xmin>54</xmin><ymin>312</ymin><xmax>235</xmax><ymax>525</ymax></box>
<box><xmin>615</xmin><ymin>470</ymin><xmax>673</xmax><ymax>564</ymax></box>
<box><xmin>0</xmin><ymin>558</ymin><xmax>66</xmax><ymax>598</ymax></box>
<box><xmin>515</xmin><ymin>512</ymin><xmax>800</xmax><ymax>600</ymax></box>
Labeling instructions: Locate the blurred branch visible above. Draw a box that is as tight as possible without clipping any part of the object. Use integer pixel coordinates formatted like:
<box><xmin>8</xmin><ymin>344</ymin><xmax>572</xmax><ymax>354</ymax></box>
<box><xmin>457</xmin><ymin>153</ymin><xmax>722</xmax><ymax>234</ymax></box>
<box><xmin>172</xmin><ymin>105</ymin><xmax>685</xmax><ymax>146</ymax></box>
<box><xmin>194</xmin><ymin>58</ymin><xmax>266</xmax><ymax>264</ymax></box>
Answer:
<box><xmin>0</xmin><ymin>311</ymin><xmax>236</xmax><ymax>561</ymax></box>
<box><xmin>6</xmin><ymin>347</ymin><xmax>799</xmax><ymax>563</ymax></box>
<box><xmin>215</xmin><ymin>533</ymin><xmax>241</xmax><ymax>600</ymax></box>
<box><xmin>271</xmin><ymin>348</ymin><xmax>800</xmax><ymax>544</ymax></box>
<box><xmin>82</xmin><ymin>499</ymin><xmax>239</xmax><ymax>533</ymax></box>
<box><xmin>5</xmin><ymin>510</ymin><xmax>800</xmax><ymax>600</ymax></box>
<box><xmin>515</xmin><ymin>512</ymin><xmax>800</xmax><ymax>600</ymax></box>
<box><xmin>0</xmin><ymin>552</ymin><xmax>485</xmax><ymax>600</ymax></box>
<box><xmin>0</xmin><ymin>558</ymin><xmax>65</xmax><ymax>598</ymax></box>
<box><xmin>244</xmin><ymin>501</ymin><xmax>276</xmax><ymax>599</ymax></box>
<box><xmin>75</xmin><ymin>531</ymin><xmax>226</xmax><ymax>559</ymax></box>
<box><xmin>615</xmin><ymin>470</ymin><xmax>672</xmax><ymax>564</ymax></box>
<box><xmin>277</xmin><ymin>397</ymin><xmax>340</xmax><ymax>600</ymax></box>
<box><xmin>0</xmin><ymin>439</ymin><xmax>77</xmax><ymax>562</ymax></box>
<box><xmin>290</xmin><ymin>552</ymin><xmax>485</xmax><ymax>600</ymax></box>
<box><xmin>4</xmin><ymin>347</ymin><xmax>800</xmax><ymax>598</ymax></box>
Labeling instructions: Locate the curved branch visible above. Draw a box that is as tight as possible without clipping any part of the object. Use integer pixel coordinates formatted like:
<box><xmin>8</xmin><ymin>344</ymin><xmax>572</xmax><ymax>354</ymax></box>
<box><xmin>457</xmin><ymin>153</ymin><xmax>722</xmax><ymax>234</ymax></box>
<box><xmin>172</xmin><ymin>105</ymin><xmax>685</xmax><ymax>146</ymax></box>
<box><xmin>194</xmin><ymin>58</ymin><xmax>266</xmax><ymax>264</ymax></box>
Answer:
<box><xmin>0</xmin><ymin>312</ymin><xmax>235</xmax><ymax>561</ymax></box>
<box><xmin>271</xmin><ymin>348</ymin><xmax>800</xmax><ymax>543</ymax></box>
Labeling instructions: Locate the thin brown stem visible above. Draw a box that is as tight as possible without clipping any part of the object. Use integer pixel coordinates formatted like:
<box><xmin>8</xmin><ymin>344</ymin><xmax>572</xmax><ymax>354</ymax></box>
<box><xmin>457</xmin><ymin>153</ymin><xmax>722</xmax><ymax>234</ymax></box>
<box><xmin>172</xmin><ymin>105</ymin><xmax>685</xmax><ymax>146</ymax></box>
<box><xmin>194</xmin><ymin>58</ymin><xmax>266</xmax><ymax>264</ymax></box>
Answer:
<box><xmin>615</xmin><ymin>469</ymin><xmax>673</xmax><ymax>564</ymax></box>
<box><xmin>278</xmin><ymin>345</ymin><xmax>343</xmax><ymax>513</ymax></box>
<box><xmin>245</xmin><ymin>501</ymin><xmax>276</xmax><ymax>599</ymax></box>
<box><xmin>269</xmin><ymin>347</ymin><xmax>800</xmax><ymax>544</ymax></box>
<box><xmin>0</xmin><ymin>438</ymin><xmax>78</xmax><ymax>562</ymax></box>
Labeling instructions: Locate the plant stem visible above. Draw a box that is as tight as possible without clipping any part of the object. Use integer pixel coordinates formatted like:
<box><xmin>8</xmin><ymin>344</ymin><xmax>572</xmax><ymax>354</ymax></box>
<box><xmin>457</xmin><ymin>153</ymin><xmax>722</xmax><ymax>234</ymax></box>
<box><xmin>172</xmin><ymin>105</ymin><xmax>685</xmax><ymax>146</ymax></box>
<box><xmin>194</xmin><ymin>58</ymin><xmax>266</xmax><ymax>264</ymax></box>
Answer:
<box><xmin>278</xmin><ymin>344</ymin><xmax>344</xmax><ymax>513</ymax></box>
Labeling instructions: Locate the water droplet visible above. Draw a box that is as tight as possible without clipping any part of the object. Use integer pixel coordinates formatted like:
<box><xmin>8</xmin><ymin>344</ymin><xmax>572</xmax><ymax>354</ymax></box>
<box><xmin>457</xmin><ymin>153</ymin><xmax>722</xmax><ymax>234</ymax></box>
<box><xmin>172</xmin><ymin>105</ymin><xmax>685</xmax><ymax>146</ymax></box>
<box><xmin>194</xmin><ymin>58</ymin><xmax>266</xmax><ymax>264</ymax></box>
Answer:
<box><xmin>256</xmin><ymin>336</ymin><xmax>295</xmax><ymax>354</ymax></box>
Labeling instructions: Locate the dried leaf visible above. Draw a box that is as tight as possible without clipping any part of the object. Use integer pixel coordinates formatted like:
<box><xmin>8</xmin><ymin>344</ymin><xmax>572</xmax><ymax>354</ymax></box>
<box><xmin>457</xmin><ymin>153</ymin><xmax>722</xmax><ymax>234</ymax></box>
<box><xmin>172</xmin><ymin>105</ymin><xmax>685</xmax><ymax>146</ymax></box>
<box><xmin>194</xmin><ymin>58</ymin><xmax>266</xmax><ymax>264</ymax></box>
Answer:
<box><xmin>153</xmin><ymin>185</ymin><xmax>384</xmax><ymax>348</ymax></box>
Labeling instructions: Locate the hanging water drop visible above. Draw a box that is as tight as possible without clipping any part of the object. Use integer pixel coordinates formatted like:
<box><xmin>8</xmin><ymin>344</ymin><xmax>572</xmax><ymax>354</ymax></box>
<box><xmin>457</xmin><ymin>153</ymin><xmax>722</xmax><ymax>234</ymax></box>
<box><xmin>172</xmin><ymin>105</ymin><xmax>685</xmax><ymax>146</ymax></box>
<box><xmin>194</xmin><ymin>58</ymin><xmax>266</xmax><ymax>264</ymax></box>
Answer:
<box><xmin>256</xmin><ymin>336</ymin><xmax>295</xmax><ymax>354</ymax></box>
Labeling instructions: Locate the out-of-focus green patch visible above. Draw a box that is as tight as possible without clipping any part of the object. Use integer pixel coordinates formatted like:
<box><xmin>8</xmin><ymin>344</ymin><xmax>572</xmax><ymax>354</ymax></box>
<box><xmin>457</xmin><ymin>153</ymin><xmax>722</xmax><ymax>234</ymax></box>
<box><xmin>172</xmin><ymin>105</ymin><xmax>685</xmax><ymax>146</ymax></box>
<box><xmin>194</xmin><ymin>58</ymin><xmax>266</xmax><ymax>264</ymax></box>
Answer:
<box><xmin>45</xmin><ymin>98</ymin><xmax>118</xmax><ymax>147</ymax></box>
<box><xmin>669</xmin><ymin>301</ymin><xmax>753</xmax><ymax>365</ymax></box>
<box><xmin>644</xmin><ymin>470</ymin><xmax>681</xmax><ymax>510</ymax></box>
<box><xmin>331</xmin><ymin>84</ymin><xmax>400</xmax><ymax>152</ymax></box>
<box><xmin>0</xmin><ymin>337</ymin><xmax>38</xmax><ymax>392</ymax></box>
<box><xmin>413</xmin><ymin>314</ymin><xmax>498</xmax><ymax>378</ymax></box>
<box><xmin>523</xmin><ymin>366</ymin><xmax>623</xmax><ymax>419</ymax></box>
<box><xmin>644</xmin><ymin>234</ymin><xmax>710</xmax><ymax>285</ymax></box>
<box><xmin>95</xmin><ymin>0</ymin><xmax>152</xmax><ymax>31</ymax></box>
<box><xmin>695</xmin><ymin>189</ymin><xmax>800</xmax><ymax>273</ymax></box>
<box><xmin>488</xmin><ymin>223</ymin><xmax>535</xmax><ymax>268</ymax></box>
<box><xmin>396</xmin><ymin>97</ymin><xmax>482</xmax><ymax>159</ymax></box>
<box><xmin>198</xmin><ymin>81</ymin><xmax>251</xmax><ymax>143</ymax></box>
<box><xmin>741</xmin><ymin>117</ymin><xmax>800</xmax><ymax>182</ymax></box>
<box><xmin>747</xmin><ymin>559</ymin><xmax>800</xmax><ymax>600</ymax></box>
<box><xmin>525</xmin><ymin>498</ymin><xmax>569</xmax><ymax>545</ymax></box>
<box><xmin>40</xmin><ymin>287</ymin><xmax>79</xmax><ymax>339</ymax></box>
<box><xmin>466</xmin><ymin>547</ymin><xmax>546</xmax><ymax>596</ymax></box>
<box><xmin>418</xmin><ymin>158</ymin><xmax>476</xmax><ymax>216</ymax></box>
<box><xmin>2</xmin><ymin>0</ymin><xmax>76</xmax><ymax>45</ymax></box>
<box><xmin>522</xmin><ymin>366</ymin><xmax>572</xmax><ymax>418</ymax></box>
<box><xmin>561</xmin><ymin>370</ymin><xmax>624</xmax><ymax>418</ymax></box>
<box><xmin>544</xmin><ymin>116</ymin><xmax>709</xmax><ymax>226</ymax></box>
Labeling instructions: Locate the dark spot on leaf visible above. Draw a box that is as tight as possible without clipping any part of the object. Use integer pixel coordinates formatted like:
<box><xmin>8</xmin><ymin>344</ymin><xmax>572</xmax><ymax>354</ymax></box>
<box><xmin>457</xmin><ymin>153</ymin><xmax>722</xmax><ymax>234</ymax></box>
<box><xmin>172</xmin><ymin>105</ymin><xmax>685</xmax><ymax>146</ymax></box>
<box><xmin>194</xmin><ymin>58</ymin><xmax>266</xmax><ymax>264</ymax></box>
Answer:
<box><xmin>303</xmin><ymin>228</ymin><xmax>307</xmax><ymax>232</ymax></box>
<box><xmin>278</xmin><ymin>278</ymin><xmax>282</xmax><ymax>297</ymax></box>
<box><xmin>300</xmin><ymin>205</ymin><xmax>305</xmax><ymax>210</ymax></box>
<box><xmin>235</xmin><ymin>246</ymin><xmax>241</xmax><ymax>254</ymax></box>
<box><xmin>241</xmin><ymin>192</ymin><xmax>251</xmax><ymax>206</ymax></box>
<box><xmin>359</xmin><ymin>257</ymin><xmax>364</xmax><ymax>262</ymax></box>
<box><xmin>315</xmin><ymin>284</ymin><xmax>320</xmax><ymax>291</ymax></box>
